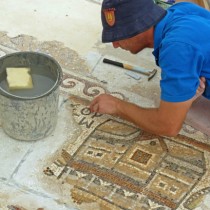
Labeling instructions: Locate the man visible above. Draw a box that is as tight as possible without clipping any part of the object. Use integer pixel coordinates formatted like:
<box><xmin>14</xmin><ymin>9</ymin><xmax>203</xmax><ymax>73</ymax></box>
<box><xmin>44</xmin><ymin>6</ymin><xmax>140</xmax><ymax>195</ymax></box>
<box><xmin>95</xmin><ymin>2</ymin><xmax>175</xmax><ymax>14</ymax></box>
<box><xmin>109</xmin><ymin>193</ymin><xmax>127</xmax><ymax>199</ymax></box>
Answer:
<box><xmin>90</xmin><ymin>0</ymin><xmax>210</xmax><ymax>137</ymax></box>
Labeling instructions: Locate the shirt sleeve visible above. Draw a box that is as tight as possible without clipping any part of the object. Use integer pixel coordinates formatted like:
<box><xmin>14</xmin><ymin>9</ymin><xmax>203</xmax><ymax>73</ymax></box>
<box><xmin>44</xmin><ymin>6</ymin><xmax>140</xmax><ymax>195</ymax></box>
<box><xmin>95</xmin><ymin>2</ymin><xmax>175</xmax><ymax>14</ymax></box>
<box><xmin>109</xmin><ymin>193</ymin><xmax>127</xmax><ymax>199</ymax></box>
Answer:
<box><xmin>159</xmin><ymin>41</ymin><xmax>204</xmax><ymax>102</ymax></box>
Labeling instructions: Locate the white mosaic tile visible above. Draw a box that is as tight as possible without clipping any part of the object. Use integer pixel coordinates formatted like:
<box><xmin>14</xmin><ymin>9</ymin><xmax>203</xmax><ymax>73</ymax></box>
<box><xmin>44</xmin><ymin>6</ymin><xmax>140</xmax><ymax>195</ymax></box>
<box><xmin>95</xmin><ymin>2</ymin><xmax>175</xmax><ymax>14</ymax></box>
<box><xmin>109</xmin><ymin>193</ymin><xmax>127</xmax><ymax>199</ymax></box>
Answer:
<box><xmin>0</xmin><ymin>181</ymin><xmax>78</xmax><ymax>210</ymax></box>
<box><xmin>0</xmin><ymin>130</ymin><xmax>32</xmax><ymax>179</ymax></box>
<box><xmin>195</xmin><ymin>194</ymin><xmax>210</xmax><ymax>210</ymax></box>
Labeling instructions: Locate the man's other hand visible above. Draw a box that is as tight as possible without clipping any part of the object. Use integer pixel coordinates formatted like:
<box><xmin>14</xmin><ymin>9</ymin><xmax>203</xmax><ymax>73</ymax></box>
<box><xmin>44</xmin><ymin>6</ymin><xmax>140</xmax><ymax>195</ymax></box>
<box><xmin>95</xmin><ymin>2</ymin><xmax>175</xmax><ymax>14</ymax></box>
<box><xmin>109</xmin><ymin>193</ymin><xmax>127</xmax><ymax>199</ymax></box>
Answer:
<box><xmin>89</xmin><ymin>94</ymin><xmax>121</xmax><ymax>115</ymax></box>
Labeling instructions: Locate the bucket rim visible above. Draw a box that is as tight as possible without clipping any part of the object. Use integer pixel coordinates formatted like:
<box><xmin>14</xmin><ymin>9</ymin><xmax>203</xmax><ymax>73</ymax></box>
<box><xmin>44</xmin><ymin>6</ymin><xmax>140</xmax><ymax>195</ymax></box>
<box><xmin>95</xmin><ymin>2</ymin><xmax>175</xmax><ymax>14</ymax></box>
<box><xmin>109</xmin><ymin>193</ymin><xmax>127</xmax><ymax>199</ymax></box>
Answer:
<box><xmin>0</xmin><ymin>51</ymin><xmax>63</xmax><ymax>100</ymax></box>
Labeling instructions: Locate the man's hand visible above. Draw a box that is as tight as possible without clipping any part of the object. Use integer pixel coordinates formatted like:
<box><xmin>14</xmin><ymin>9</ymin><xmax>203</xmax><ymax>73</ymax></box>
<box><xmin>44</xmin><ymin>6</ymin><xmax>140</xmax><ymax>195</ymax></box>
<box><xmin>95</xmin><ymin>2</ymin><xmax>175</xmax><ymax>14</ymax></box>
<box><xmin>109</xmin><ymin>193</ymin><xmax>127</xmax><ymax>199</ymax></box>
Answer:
<box><xmin>89</xmin><ymin>94</ymin><xmax>122</xmax><ymax>115</ymax></box>
<box><xmin>193</xmin><ymin>77</ymin><xmax>206</xmax><ymax>100</ymax></box>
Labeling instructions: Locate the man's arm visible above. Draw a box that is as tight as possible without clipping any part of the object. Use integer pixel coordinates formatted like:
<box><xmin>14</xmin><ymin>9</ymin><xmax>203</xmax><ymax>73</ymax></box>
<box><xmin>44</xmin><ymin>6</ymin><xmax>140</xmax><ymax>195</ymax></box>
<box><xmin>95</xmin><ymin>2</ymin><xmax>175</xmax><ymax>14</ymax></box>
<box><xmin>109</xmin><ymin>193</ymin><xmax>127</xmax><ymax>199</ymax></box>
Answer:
<box><xmin>89</xmin><ymin>94</ymin><xmax>193</xmax><ymax>137</ymax></box>
<box><xmin>89</xmin><ymin>77</ymin><xmax>206</xmax><ymax>136</ymax></box>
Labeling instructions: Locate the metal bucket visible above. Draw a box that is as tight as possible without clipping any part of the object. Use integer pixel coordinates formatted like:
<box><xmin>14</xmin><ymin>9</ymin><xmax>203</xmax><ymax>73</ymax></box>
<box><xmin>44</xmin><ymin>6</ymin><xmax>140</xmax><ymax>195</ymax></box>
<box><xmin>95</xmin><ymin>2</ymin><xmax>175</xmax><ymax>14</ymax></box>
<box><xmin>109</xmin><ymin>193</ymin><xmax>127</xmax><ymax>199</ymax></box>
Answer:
<box><xmin>0</xmin><ymin>51</ymin><xmax>62</xmax><ymax>141</ymax></box>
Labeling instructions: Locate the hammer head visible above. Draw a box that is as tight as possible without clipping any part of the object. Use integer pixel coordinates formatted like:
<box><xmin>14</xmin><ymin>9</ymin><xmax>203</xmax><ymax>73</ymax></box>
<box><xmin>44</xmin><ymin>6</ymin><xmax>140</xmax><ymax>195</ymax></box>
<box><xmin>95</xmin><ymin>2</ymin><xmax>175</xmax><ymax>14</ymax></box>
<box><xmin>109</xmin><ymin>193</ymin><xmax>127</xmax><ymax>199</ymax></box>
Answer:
<box><xmin>148</xmin><ymin>69</ymin><xmax>157</xmax><ymax>81</ymax></box>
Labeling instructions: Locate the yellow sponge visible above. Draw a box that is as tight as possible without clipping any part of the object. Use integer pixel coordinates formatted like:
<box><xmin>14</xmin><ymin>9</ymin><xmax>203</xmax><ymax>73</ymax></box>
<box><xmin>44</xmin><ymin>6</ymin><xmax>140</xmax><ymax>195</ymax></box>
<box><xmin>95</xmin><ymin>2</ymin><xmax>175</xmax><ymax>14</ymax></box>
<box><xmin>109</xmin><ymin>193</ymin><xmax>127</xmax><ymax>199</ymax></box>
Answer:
<box><xmin>6</xmin><ymin>67</ymin><xmax>33</xmax><ymax>90</ymax></box>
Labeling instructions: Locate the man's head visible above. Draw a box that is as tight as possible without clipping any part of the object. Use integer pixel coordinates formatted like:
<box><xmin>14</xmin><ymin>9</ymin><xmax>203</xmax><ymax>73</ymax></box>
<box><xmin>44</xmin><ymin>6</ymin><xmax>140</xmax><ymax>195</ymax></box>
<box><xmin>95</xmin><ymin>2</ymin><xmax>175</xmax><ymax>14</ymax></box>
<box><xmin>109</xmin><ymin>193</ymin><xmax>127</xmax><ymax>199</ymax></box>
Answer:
<box><xmin>101</xmin><ymin>0</ymin><xmax>166</xmax><ymax>43</ymax></box>
<box><xmin>112</xmin><ymin>28</ymin><xmax>154</xmax><ymax>54</ymax></box>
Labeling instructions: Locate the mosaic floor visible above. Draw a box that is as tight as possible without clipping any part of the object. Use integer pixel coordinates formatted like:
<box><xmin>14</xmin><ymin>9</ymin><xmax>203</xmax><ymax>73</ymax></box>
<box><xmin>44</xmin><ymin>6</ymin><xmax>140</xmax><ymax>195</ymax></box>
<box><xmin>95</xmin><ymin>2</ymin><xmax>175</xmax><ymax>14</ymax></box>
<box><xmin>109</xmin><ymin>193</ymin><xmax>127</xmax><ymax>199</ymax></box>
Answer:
<box><xmin>46</xmin><ymin>79</ymin><xmax>210</xmax><ymax>210</ymax></box>
<box><xmin>0</xmin><ymin>32</ymin><xmax>210</xmax><ymax>210</ymax></box>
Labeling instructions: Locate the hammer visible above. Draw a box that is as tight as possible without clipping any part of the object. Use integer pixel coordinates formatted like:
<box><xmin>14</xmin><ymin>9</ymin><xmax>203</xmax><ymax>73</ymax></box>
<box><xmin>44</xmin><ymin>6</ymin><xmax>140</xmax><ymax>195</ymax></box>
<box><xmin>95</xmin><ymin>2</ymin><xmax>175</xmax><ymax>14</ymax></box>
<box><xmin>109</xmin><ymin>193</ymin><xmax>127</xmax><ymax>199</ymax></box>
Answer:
<box><xmin>103</xmin><ymin>58</ymin><xmax>157</xmax><ymax>81</ymax></box>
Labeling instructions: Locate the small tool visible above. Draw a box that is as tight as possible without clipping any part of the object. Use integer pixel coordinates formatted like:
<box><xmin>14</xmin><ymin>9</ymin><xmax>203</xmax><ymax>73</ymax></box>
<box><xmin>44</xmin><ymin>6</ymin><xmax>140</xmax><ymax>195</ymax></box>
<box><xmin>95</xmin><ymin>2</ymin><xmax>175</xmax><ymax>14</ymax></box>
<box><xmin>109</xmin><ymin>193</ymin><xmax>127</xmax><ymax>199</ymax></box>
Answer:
<box><xmin>103</xmin><ymin>58</ymin><xmax>157</xmax><ymax>81</ymax></box>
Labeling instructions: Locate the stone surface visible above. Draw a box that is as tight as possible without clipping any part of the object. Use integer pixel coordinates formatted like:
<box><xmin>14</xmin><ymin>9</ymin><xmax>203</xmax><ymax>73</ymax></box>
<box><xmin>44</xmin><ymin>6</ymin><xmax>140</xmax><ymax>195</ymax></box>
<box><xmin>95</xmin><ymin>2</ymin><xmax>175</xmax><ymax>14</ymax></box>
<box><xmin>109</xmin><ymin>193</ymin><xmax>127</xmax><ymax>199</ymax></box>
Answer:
<box><xmin>0</xmin><ymin>181</ymin><xmax>77</xmax><ymax>210</ymax></box>
<box><xmin>0</xmin><ymin>0</ymin><xmax>101</xmax><ymax>56</ymax></box>
<box><xmin>0</xmin><ymin>131</ymin><xmax>32</xmax><ymax>179</ymax></box>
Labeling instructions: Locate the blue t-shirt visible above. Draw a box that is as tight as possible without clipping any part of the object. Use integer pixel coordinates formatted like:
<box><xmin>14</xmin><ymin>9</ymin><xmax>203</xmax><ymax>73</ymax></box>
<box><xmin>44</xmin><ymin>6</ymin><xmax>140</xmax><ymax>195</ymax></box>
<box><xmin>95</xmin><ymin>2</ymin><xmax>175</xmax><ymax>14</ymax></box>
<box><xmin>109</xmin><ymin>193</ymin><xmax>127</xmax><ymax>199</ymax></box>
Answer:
<box><xmin>153</xmin><ymin>2</ymin><xmax>210</xmax><ymax>102</ymax></box>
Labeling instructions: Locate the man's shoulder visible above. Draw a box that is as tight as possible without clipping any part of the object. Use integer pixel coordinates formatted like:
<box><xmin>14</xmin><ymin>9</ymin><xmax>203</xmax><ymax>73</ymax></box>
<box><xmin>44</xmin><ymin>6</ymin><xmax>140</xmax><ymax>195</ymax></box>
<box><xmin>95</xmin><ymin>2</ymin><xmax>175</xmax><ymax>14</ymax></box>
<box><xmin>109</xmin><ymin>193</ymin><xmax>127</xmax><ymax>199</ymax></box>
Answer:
<box><xmin>168</xmin><ymin>2</ymin><xmax>205</xmax><ymax>11</ymax></box>
<box><xmin>168</xmin><ymin>1</ymin><xmax>210</xmax><ymax>16</ymax></box>
<box><xmin>161</xmin><ymin>3</ymin><xmax>210</xmax><ymax>46</ymax></box>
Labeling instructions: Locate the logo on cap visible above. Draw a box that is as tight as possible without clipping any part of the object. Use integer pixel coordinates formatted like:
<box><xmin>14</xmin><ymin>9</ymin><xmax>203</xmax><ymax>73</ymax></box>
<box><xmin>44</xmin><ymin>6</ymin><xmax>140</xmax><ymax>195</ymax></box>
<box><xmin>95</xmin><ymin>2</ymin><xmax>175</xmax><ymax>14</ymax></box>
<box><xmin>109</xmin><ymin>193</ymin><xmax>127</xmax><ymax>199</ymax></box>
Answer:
<box><xmin>103</xmin><ymin>8</ymin><xmax>116</xmax><ymax>27</ymax></box>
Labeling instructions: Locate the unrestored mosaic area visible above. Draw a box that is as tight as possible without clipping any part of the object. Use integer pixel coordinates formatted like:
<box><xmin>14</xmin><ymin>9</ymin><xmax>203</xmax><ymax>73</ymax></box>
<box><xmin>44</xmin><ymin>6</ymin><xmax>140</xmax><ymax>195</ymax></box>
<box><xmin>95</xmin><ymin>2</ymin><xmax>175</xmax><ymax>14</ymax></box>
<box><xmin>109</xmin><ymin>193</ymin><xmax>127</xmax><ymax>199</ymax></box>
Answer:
<box><xmin>0</xmin><ymin>31</ymin><xmax>89</xmax><ymax>73</ymax></box>
<box><xmin>0</xmin><ymin>32</ymin><xmax>209</xmax><ymax>210</ymax></box>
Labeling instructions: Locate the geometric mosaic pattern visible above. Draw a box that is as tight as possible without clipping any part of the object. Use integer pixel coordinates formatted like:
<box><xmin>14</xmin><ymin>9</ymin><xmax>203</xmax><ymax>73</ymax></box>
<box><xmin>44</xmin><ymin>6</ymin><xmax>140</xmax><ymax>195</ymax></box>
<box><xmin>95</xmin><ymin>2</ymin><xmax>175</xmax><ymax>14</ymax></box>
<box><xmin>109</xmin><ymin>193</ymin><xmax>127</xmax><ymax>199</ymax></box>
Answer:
<box><xmin>45</xmin><ymin>75</ymin><xmax>210</xmax><ymax>209</ymax></box>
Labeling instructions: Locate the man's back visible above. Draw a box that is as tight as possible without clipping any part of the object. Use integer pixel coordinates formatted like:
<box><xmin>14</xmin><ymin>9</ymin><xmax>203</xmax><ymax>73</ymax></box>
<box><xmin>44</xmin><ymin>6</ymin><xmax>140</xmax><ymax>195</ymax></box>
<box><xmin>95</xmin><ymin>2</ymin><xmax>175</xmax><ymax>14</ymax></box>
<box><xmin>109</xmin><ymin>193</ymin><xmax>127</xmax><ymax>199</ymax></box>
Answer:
<box><xmin>154</xmin><ymin>2</ymin><xmax>210</xmax><ymax>101</ymax></box>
